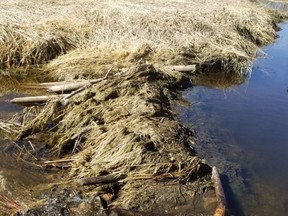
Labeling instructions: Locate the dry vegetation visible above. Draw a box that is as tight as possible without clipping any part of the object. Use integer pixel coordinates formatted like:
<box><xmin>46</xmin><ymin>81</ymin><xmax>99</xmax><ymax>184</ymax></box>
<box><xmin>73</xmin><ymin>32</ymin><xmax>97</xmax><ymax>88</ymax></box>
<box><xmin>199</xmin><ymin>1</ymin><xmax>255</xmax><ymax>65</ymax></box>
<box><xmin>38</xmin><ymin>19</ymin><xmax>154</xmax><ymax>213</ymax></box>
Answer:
<box><xmin>0</xmin><ymin>0</ymin><xmax>282</xmax><ymax>74</ymax></box>
<box><xmin>0</xmin><ymin>0</ymin><xmax>286</xmax><ymax>214</ymax></box>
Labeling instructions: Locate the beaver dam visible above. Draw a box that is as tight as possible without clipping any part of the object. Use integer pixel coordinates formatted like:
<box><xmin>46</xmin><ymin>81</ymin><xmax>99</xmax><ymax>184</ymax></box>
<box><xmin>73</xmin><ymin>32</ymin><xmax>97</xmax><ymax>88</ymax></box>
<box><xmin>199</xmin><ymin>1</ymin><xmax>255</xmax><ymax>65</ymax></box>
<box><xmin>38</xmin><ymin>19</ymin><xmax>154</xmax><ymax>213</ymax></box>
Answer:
<box><xmin>0</xmin><ymin>0</ymin><xmax>287</xmax><ymax>215</ymax></box>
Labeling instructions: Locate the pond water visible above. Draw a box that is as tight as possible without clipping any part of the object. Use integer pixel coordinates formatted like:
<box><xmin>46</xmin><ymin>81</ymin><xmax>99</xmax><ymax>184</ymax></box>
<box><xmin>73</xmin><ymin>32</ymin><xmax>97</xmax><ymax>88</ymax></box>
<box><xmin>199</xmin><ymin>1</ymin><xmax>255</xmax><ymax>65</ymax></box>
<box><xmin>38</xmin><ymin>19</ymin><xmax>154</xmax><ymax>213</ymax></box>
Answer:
<box><xmin>0</xmin><ymin>78</ymin><xmax>57</xmax><ymax>213</ymax></box>
<box><xmin>178</xmin><ymin>22</ymin><xmax>288</xmax><ymax>215</ymax></box>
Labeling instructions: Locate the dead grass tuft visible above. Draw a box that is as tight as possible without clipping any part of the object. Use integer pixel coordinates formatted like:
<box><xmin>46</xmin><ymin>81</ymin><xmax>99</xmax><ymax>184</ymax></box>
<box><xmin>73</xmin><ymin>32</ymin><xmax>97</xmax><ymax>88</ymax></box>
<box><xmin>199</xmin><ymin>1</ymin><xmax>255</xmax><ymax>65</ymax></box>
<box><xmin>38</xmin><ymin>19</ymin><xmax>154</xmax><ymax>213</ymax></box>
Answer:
<box><xmin>0</xmin><ymin>23</ymin><xmax>78</xmax><ymax>69</ymax></box>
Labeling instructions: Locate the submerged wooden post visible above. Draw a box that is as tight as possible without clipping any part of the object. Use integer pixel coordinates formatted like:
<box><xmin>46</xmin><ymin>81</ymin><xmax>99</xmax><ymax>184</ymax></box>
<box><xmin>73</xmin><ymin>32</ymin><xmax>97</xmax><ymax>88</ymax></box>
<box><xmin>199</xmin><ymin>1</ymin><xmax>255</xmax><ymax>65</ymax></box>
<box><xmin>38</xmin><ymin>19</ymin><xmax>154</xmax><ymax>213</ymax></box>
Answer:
<box><xmin>212</xmin><ymin>166</ymin><xmax>227</xmax><ymax>216</ymax></box>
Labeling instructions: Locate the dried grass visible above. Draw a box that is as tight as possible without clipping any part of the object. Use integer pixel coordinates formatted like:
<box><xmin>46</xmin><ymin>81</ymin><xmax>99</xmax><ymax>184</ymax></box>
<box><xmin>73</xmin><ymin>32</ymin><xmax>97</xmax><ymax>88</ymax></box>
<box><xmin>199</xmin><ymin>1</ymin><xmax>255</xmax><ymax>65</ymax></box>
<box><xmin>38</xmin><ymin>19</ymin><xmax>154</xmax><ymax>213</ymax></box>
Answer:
<box><xmin>0</xmin><ymin>0</ymin><xmax>286</xmax><ymax>212</ymax></box>
<box><xmin>0</xmin><ymin>0</ymin><xmax>283</xmax><ymax>73</ymax></box>
<box><xmin>0</xmin><ymin>23</ymin><xmax>77</xmax><ymax>69</ymax></box>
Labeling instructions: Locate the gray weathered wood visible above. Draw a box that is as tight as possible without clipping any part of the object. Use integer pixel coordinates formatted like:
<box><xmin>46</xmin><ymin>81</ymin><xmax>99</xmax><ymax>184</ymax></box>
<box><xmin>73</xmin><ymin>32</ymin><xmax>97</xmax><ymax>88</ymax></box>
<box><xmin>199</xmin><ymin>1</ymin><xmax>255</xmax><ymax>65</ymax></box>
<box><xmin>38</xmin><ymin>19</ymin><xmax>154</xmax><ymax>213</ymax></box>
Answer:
<box><xmin>47</xmin><ymin>80</ymin><xmax>91</xmax><ymax>93</ymax></box>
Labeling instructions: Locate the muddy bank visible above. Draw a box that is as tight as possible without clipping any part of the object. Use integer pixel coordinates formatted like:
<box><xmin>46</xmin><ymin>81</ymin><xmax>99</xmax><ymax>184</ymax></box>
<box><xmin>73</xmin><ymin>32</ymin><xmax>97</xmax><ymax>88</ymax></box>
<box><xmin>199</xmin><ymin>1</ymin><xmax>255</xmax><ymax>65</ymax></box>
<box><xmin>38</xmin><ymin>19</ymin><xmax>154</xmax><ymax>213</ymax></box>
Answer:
<box><xmin>0</xmin><ymin>0</ymin><xmax>287</xmax><ymax>215</ymax></box>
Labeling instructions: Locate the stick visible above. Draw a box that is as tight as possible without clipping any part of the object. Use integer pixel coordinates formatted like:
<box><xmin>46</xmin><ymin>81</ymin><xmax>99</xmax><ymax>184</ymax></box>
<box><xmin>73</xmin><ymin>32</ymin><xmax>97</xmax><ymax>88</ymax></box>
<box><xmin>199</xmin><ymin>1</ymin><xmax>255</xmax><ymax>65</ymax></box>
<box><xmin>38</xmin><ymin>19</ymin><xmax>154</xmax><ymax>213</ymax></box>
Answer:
<box><xmin>47</xmin><ymin>80</ymin><xmax>91</xmax><ymax>93</ymax></box>
<box><xmin>48</xmin><ymin>67</ymin><xmax>113</xmax><ymax>93</ymax></box>
<box><xmin>211</xmin><ymin>166</ymin><xmax>227</xmax><ymax>216</ymax></box>
<box><xmin>23</xmin><ymin>81</ymin><xmax>75</xmax><ymax>89</ymax></box>
<box><xmin>43</xmin><ymin>158</ymin><xmax>75</xmax><ymax>164</ymax></box>
<box><xmin>172</xmin><ymin>65</ymin><xmax>196</xmax><ymax>72</ymax></box>
<box><xmin>10</xmin><ymin>68</ymin><xmax>113</xmax><ymax>106</ymax></box>
<box><xmin>63</xmin><ymin>83</ymin><xmax>91</xmax><ymax>100</ymax></box>
<box><xmin>10</xmin><ymin>95</ymin><xmax>68</xmax><ymax>106</ymax></box>
<box><xmin>77</xmin><ymin>174</ymin><xmax>127</xmax><ymax>186</ymax></box>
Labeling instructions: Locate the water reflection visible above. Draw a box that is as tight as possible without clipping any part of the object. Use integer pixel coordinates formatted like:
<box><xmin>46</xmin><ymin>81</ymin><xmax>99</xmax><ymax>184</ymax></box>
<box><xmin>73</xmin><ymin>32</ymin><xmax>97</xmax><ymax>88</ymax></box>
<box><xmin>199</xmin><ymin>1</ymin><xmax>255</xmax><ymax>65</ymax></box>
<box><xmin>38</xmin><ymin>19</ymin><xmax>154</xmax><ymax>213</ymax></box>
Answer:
<box><xmin>193</xmin><ymin>72</ymin><xmax>247</xmax><ymax>90</ymax></box>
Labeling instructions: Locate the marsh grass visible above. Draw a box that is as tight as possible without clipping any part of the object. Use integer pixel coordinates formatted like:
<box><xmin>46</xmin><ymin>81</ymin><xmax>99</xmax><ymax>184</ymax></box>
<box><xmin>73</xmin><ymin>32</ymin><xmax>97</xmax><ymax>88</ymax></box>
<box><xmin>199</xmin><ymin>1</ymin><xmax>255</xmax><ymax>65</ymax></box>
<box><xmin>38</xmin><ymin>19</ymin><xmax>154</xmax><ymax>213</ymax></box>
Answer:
<box><xmin>0</xmin><ymin>0</ymin><xmax>283</xmax><ymax>74</ymax></box>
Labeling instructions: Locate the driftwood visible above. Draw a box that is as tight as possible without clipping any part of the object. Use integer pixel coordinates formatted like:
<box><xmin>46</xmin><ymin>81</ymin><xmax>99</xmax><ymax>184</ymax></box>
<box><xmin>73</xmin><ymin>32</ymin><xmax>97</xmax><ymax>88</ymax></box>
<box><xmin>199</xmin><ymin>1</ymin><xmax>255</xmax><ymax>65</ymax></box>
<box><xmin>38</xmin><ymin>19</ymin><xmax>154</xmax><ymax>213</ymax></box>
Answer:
<box><xmin>48</xmin><ymin>68</ymin><xmax>112</xmax><ymax>93</ymax></box>
<box><xmin>47</xmin><ymin>80</ymin><xmax>91</xmax><ymax>93</ymax></box>
<box><xmin>212</xmin><ymin>166</ymin><xmax>227</xmax><ymax>216</ymax></box>
<box><xmin>21</xmin><ymin>67</ymin><xmax>113</xmax><ymax>93</ymax></box>
<box><xmin>10</xmin><ymin>84</ymin><xmax>89</xmax><ymax>107</ymax></box>
<box><xmin>41</xmin><ymin>158</ymin><xmax>75</xmax><ymax>169</ymax></box>
<box><xmin>10</xmin><ymin>95</ymin><xmax>66</xmax><ymax>106</ymax></box>
<box><xmin>23</xmin><ymin>81</ymin><xmax>77</xmax><ymax>89</ymax></box>
<box><xmin>77</xmin><ymin>174</ymin><xmax>127</xmax><ymax>186</ymax></box>
<box><xmin>10</xmin><ymin>68</ymin><xmax>113</xmax><ymax>106</ymax></box>
<box><xmin>172</xmin><ymin>64</ymin><xmax>196</xmax><ymax>72</ymax></box>
<box><xmin>10</xmin><ymin>85</ymin><xmax>89</xmax><ymax>107</ymax></box>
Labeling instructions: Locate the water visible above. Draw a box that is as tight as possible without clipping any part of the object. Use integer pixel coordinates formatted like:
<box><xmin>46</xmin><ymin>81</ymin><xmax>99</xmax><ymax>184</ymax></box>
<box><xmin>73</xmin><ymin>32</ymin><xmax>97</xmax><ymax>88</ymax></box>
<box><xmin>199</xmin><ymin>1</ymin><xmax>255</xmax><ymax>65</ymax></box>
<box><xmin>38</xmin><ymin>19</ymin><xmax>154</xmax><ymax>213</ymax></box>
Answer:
<box><xmin>0</xmin><ymin>77</ymin><xmax>57</xmax><ymax>214</ymax></box>
<box><xmin>178</xmin><ymin>22</ymin><xmax>288</xmax><ymax>216</ymax></box>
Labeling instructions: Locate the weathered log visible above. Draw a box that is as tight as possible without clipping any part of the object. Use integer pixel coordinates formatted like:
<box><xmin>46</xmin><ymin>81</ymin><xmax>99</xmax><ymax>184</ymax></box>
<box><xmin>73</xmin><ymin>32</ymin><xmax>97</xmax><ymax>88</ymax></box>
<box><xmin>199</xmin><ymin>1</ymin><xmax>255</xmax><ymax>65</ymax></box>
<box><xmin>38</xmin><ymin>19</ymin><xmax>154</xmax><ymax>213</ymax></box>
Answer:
<box><xmin>23</xmin><ymin>81</ymin><xmax>74</xmax><ymax>89</ymax></box>
<box><xmin>172</xmin><ymin>64</ymin><xmax>196</xmax><ymax>72</ymax></box>
<box><xmin>11</xmin><ymin>83</ymin><xmax>90</xmax><ymax>107</ymax></box>
<box><xmin>11</xmin><ymin>68</ymin><xmax>113</xmax><ymax>106</ymax></box>
<box><xmin>212</xmin><ymin>166</ymin><xmax>227</xmax><ymax>216</ymax></box>
<box><xmin>10</xmin><ymin>84</ymin><xmax>89</xmax><ymax>107</ymax></box>
<box><xmin>77</xmin><ymin>174</ymin><xmax>127</xmax><ymax>186</ymax></box>
<box><xmin>47</xmin><ymin>80</ymin><xmax>91</xmax><ymax>93</ymax></box>
<box><xmin>23</xmin><ymin>68</ymin><xmax>112</xmax><ymax>93</ymax></box>
<box><xmin>10</xmin><ymin>95</ymin><xmax>65</xmax><ymax>106</ymax></box>
<box><xmin>46</xmin><ymin>77</ymin><xmax>109</xmax><ymax>93</ymax></box>
<box><xmin>48</xmin><ymin>68</ymin><xmax>112</xmax><ymax>93</ymax></box>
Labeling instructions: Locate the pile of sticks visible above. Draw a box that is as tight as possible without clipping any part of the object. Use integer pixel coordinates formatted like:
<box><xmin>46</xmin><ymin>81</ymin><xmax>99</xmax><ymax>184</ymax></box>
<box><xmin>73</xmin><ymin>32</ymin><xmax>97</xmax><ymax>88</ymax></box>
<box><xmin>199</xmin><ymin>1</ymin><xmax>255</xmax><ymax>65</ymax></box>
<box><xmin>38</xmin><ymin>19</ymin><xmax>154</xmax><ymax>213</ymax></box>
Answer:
<box><xmin>10</xmin><ymin>69</ymin><xmax>112</xmax><ymax>107</ymax></box>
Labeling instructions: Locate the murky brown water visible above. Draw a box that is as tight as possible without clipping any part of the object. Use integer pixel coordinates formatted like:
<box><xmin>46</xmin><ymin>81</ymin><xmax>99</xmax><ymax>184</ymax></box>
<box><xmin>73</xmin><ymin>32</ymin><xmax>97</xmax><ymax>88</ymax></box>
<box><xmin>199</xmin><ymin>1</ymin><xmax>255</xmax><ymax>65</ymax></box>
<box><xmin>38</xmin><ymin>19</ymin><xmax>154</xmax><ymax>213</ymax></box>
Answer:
<box><xmin>0</xmin><ymin>75</ymin><xmax>57</xmax><ymax>214</ymax></box>
<box><xmin>179</xmin><ymin>22</ymin><xmax>288</xmax><ymax>215</ymax></box>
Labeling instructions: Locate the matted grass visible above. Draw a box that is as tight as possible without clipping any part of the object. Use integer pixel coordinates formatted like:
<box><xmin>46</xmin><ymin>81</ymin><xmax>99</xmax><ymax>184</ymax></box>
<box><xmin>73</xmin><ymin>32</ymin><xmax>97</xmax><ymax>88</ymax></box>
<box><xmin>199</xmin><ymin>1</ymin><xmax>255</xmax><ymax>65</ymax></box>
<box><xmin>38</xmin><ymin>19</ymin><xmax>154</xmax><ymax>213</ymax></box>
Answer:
<box><xmin>0</xmin><ymin>0</ymin><xmax>283</xmax><ymax>73</ymax></box>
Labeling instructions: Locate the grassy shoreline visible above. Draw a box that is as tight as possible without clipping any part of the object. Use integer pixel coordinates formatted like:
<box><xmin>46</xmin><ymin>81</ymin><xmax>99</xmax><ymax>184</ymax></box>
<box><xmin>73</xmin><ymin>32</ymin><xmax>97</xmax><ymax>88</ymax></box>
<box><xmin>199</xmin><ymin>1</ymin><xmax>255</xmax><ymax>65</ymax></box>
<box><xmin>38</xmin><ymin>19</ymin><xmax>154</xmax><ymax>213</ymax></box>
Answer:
<box><xmin>0</xmin><ymin>0</ymin><xmax>286</xmax><ymax>214</ymax></box>
<box><xmin>0</xmin><ymin>0</ymin><xmax>284</xmax><ymax>74</ymax></box>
